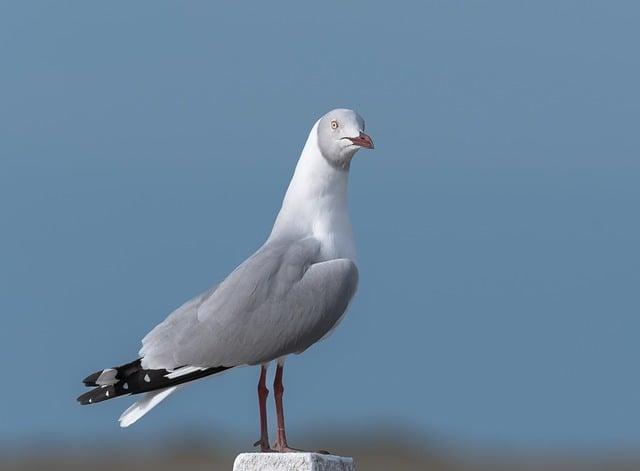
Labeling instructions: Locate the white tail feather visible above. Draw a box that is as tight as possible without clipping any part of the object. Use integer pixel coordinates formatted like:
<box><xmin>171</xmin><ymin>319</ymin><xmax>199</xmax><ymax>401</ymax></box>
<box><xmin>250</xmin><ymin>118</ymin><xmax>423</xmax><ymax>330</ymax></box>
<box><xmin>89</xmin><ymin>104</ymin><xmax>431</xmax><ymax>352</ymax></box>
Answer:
<box><xmin>118</xmin><ymin>386</ymin><xmax>180</xmax><ymax>427</ymax></box>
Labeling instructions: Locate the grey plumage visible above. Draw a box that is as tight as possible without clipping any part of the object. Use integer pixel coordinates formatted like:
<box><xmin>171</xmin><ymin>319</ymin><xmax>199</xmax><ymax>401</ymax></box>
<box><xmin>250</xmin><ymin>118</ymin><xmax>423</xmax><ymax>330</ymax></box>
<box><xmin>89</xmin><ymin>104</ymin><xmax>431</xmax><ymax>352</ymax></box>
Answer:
<box><xmin>140</xmin><ymin>237</ymin><xmax>358</xmax><ymax>370</ymax></box>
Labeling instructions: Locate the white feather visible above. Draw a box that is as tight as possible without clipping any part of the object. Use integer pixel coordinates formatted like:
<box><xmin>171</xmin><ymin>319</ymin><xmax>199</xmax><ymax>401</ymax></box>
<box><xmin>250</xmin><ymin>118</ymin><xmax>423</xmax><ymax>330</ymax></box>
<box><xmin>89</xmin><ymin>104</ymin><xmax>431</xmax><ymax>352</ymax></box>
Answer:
<box><xmin>164</xmin><ymin>365</ymin><xmax>205</xmax><ymax>379</ymax></box>
<box><xmin>118</xmin><ymin>386</ymin><xmax>179</xmax><ymax>428</ymax></box>
<box><xmin>95</xmin><ymin>368</ymin><xmax>118</xmax><ymax>386</ymax></box>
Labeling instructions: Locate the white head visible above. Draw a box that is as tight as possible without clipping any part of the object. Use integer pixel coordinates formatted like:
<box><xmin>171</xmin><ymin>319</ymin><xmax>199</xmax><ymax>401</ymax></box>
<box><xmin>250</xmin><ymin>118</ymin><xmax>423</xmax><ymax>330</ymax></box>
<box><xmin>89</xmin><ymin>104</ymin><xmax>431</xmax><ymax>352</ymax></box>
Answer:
<box><xmin>316</xmin><ymin>108</ymin><xmax>374</xmax><ymax>170</ymax></box>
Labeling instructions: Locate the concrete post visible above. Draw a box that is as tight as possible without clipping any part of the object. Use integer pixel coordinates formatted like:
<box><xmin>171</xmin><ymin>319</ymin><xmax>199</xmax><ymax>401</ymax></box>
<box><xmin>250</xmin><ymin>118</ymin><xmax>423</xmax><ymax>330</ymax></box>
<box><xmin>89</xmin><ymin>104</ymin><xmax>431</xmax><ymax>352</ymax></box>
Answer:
<box><xmin>233</xmin><ymin>452</ymin><xmax>355</xmax><ymax>471</ymax></box>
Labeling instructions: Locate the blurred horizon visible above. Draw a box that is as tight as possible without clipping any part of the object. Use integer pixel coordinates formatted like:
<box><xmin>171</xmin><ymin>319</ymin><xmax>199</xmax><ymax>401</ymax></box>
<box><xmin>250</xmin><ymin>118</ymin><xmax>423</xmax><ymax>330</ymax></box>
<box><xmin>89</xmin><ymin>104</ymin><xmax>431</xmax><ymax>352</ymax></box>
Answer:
<box><xmin>1</xmin><ymin>1</ymin><xmax>639</xmax><ymax>463</ymax></box>
<box><xmin>4</xmin><ymin>427</ymin><xmax>640</xmax><ymax>471</ymax></box>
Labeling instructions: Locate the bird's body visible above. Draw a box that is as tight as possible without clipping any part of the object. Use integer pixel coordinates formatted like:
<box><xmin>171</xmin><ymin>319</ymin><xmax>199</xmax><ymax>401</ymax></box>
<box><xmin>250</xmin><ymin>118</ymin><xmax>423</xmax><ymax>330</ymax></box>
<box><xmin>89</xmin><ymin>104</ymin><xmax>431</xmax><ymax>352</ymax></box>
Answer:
<box><xmin>139</xmin><ymin>118</ymin><xmax>358</xmax><ymax>370</ymax></box>
<box><xmin>139</xmin><ymin>238</ymin><xmax>358</xmax><ymax>370</ymax></box>
<box><xmin>78</xmin><ymin>108</ymin><xmax>373</xmax><ymax>450</ymax></box>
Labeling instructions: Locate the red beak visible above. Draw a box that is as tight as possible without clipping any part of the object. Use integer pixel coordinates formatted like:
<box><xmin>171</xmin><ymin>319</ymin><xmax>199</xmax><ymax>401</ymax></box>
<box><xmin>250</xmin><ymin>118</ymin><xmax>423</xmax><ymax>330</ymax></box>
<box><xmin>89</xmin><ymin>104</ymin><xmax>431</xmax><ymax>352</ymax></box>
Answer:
<box><xmin>347</xmin><ymin>132</ymin><xmax>374</xmax><ymax>149</ymax></box>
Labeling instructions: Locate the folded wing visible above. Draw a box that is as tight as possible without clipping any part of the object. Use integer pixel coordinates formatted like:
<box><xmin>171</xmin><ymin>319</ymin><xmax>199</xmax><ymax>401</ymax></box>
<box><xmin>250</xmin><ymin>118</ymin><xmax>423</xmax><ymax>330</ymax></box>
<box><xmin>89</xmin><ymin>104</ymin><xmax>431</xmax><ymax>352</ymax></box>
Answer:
<box><xmin>140</xmin><ymin>237</ymin><xmax>358</xmax><ymax>370</ymax></box>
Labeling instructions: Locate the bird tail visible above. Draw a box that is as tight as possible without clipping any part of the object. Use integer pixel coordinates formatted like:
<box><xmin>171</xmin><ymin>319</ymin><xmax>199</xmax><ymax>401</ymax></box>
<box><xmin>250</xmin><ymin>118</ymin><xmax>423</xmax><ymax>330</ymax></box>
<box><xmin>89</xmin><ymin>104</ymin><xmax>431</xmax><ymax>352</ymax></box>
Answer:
<box><xmin>118</xmin><ymin>385</ymin><xmax>180</xmax><ymax>427</ymax></box>
<box><xmin>77</xmin><ymin>359</ymin><xmax>232</xmax><ymax>425</ymax></box>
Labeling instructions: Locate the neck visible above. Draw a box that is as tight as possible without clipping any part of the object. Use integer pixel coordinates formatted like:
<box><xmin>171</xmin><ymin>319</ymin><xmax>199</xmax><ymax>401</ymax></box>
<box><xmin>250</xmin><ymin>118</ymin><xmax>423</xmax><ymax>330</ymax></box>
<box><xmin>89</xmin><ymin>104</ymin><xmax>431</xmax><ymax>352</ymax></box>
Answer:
<box><xmin>268</xmin><ymin>123</ymin><xmax>355</xmax><ymax>259</ymax></box>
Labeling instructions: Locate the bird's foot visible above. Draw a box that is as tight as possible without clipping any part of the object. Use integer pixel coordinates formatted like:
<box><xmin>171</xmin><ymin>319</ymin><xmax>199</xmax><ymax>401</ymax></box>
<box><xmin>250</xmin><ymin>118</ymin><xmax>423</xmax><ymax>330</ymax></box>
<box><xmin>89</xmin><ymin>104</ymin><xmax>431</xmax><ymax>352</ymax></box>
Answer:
<box><xmin>253</xmin><ymin>438</ymin><xmax>275</xmax><ymax>453</ymax></box>
<box><xmin>273</xmin><ymin>441</ymin><xmax>306</xmax><ymax>453</ymax></box>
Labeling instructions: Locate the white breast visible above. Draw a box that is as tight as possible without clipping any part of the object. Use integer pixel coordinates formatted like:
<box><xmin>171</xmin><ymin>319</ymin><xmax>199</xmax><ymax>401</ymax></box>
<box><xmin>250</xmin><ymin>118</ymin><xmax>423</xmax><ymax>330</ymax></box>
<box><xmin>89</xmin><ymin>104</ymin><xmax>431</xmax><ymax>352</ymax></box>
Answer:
<box><xmin>269</xmin><ymin>121</ymin><xmax>357</xmax><ymax>262</ymax></box>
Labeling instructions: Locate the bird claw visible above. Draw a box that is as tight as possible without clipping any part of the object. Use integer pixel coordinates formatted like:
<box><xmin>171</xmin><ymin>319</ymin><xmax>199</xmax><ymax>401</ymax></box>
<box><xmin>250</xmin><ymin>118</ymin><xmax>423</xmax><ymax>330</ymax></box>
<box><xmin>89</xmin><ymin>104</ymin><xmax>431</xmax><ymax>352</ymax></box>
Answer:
<box><xmin>253</xmin><ymin>439</ymin><xmax>275</xmax><ymax>452</ymax></box>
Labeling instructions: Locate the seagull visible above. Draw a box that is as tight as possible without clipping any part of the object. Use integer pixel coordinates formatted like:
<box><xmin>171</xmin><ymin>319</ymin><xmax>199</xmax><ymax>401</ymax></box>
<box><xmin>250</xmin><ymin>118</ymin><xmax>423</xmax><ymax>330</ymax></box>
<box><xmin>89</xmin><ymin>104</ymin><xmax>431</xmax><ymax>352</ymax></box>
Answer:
<box><xmin>78</xmin><ymin>108</ymin><xmax>374</xmax><ymax>452</ymax></box>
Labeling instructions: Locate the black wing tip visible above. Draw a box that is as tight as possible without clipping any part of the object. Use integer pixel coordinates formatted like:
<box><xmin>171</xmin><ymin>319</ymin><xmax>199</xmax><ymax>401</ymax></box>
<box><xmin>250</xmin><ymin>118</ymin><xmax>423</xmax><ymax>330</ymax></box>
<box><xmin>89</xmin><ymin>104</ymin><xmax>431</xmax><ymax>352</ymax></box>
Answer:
<box><xmin>81</xmin><ymin>359</ymin><xmax>141</xmax><ymax>387</ymax></box>
<box><xmin>78</xmin><ymin>362</ymin><xmax>234</xmax><ymax>405</ymax></box>
<box><xmin>77</xmin><ymin>390</ymin><xmax>93</xmax><ymax>405</ymax></box>
<box><xmin>82</xmin><ymin>371</ymin><xmax>102</xmax><ymax>387</ymax></box>
<box><xmin>77</xmin><ymin>386</ymin><xmax>113</xmax><ymax>405</ymax></box>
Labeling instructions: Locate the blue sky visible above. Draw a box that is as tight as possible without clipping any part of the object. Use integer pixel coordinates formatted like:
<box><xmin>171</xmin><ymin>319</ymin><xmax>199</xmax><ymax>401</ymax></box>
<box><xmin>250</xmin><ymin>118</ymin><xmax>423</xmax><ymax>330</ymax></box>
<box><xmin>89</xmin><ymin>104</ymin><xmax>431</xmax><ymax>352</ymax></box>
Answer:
<box><xmin>1</xmin><ymin>1</ymin><xmax>639</xmax><ymax>450</ymax></box>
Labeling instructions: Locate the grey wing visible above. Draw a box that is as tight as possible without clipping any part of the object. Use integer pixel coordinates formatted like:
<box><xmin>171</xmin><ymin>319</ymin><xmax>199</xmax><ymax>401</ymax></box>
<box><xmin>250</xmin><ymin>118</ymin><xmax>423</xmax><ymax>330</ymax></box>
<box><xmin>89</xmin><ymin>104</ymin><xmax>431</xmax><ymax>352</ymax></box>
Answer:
<box><xmin>139</xmin><ymin>238</ymin><xmax>358</xmax><ymax>370</ymax></box>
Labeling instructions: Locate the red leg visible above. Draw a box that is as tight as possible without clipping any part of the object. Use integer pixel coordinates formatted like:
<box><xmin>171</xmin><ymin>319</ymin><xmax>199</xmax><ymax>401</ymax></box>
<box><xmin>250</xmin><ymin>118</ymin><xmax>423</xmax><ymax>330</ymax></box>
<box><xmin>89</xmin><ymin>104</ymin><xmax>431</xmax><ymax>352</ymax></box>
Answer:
<box><xmin>253</xmin><ymin>365</ymin><xmax>273</xmax><ymax>452</ymax></box>
<box><xmin>273</xmin><ymin>362</ymin><xmax>302</xmax><ymax>452</ymax></box>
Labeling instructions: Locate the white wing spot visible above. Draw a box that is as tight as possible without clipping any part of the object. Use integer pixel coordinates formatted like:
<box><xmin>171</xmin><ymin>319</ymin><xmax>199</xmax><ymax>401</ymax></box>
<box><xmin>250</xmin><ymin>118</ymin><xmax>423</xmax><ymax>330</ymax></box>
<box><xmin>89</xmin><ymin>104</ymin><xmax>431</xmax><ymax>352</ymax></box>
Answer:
<box><xmin>144</xmin><ymin>374</ymin><xmax>150</xmax><ymax>383</ymax></box>
<box><xmin>88</xmin><ymin>398</ymin><xmax>92</xmax><ymax>403</ymax></box>
<box><xmin>123</xmin><ymin>382</ymin><xmax>128</xmax><ymax>390</ymax></box>
<box><xmin>105</xmin><ymin>390</ymin><xmax>110</xmax><ymax>397</ymax></box>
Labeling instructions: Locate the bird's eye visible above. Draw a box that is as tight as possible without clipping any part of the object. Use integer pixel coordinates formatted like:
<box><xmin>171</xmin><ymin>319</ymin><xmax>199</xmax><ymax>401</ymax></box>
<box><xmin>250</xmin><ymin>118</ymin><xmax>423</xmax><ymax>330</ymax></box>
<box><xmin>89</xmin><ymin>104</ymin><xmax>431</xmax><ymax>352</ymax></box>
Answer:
<box><xmin>330</xmin><ymin>120</ymin><xmax>339</xmax><ymax>130</ymax></box>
